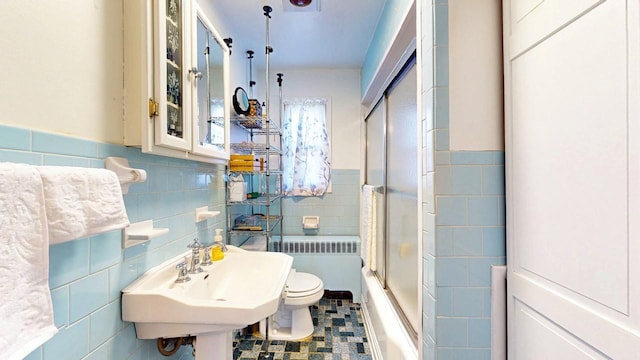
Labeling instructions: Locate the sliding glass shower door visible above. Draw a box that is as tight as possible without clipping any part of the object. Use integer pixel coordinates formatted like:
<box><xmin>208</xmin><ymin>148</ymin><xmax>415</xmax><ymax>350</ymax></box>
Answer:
<box><xmin>365</xmin><ymin>99</ymin><xmax>386</xmax><ymax>281</ymax></box>
<box><xmin>365</xmin><ymin>57</ymin><xmax>418</xmax><ymax>335</ymax></box>
<box><xmin>386</xmin><ymin>63</ymin><xmax>418</xmax><ymax>333</ymax></box>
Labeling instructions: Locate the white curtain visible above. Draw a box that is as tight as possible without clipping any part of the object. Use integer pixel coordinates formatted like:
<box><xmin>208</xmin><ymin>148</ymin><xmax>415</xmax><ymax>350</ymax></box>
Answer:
<box><xmin>282</xmin><ymin>98</ymin><xmax>331</xmax><ymax>196</ymax></box>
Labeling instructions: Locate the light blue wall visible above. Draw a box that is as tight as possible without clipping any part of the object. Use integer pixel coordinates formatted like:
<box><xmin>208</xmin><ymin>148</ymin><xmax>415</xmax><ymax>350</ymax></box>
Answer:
<box><xmin>361</xmin><ymin>0</ymin><xmax>414</xmax><ymax>97</ymax></box>
<box><xmin>0</xmin><ymin>124</ymin><xmax>226</xmax><ymax>360</ymax></box>
<box><xmin>434</xmin><ymin>151</ymin><xmax>505</xmax><ymax>359</ymax></box>
<box><xmin>421</xmin><ymin>1</ymin><xmax>507</xmax><ymax>359</ymax></box>
<box><xmin>281</xmin><ymin>169</ymin><xmax>360</xmax><ymax>236</ymax></box>
<box><xmin>1</xmin><ymin>123</ymin><xmax>359</xmax><ymax>359</ymax></box>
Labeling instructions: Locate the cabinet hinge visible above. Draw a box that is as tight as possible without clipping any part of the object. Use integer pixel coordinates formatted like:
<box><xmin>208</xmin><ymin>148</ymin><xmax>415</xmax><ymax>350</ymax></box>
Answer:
<box><xmin>148</xmin><ymin>98</ymin><xmax>159</xmax><ymax>118</ymax></box>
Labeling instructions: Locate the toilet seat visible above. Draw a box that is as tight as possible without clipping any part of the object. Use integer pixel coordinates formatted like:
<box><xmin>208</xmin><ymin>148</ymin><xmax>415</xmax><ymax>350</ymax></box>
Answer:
<box><xmin>286</xmin><ymin>272</ymin><xmax>323</xmax><ymax>298</ymax></box>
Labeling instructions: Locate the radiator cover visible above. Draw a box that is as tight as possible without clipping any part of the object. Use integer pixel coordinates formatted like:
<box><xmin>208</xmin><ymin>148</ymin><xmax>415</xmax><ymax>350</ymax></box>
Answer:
<box><xmin>275</xmin><ymin>238</ymin><xmax>360</xmax><ymax>254</ymax></box>
<box><xmin>279</xmin><ymin>236</ymin><xmax>362</xmax><ymax>301</ymax></box>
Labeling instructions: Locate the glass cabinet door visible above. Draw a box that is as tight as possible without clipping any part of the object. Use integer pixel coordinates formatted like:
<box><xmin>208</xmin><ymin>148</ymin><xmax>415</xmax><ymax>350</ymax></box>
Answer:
<box><xmin>153</xmin><ymin>0</ymin><xmax>192</xmax><ymax>151</ymax></box>
<box><xmin>190</xmin><ymin>5</ymin><xmax>230</xmax><ymax>159</ymax></box>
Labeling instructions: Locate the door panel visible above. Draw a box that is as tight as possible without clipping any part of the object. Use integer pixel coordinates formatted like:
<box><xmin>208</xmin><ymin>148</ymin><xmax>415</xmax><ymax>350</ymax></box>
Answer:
<box><xmin>514</xmin><ymin>300</ymin><xmax>610</xmax><ymax>360</ymax></box>
<box><xmin>512</xmin><ymin>273</ymin><xmax>640</xmax><ymax>359</ymax></box>
<box><xmin>511</xmin><ymin>0</ymin><xmax>628</xmax><ymax>313</ymax></box>
<box><xmin>504</xmin><ymin>0</ymin><xmax>640</xmax><ymax>357</ymax></box>
<box><xmin>508</xmin><ymin>0</ymin><xmax>603</xmax><ymax>58</ymax></box>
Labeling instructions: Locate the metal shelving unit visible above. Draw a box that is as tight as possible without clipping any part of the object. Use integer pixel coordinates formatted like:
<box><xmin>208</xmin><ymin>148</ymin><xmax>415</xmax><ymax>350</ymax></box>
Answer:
<box><xmin>226</xmin><ymin>5</ymin><xmax>283</xmax><ymax>252</ymax></box>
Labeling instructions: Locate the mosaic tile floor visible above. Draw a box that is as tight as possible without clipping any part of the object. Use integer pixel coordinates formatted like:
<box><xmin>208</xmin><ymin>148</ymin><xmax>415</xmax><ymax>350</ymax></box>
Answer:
<box><xmin>233</xmin><ymin>297</ymin><xmax>372</xmax><ymax>360</ymax></box>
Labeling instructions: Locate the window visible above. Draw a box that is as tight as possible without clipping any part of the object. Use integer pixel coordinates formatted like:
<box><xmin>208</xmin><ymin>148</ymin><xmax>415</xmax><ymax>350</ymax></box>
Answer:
<box><xmin>282</xmin><ymin>98</ymin><xmax>331</xmax><ymax>196</ymax></box>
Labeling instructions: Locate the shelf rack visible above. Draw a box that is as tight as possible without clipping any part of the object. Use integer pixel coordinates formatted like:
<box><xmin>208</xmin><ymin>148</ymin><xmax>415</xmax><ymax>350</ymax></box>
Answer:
<box><xmin>226</xmin><ymin>5</ymin><xmax>283</xmax><ymax>253</ymax></box>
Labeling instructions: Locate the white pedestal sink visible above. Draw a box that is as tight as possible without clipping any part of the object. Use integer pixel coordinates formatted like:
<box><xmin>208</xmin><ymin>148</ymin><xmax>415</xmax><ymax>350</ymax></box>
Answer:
<box><xmin>122</xmin><ymin>246</ymin><xmax>293</xmax><ymax>360</ymax></box>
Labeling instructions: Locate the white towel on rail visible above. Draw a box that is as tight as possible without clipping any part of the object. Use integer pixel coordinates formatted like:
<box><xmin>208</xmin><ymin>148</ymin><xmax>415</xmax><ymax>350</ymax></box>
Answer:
<box><xmin>0</xmin><ymin>163</ymin><xmax>58</xmax><ymax>360</ymax></box>
<box><xmin>37</xmin><ymin>166</ymin><xmax>129</xmax><ymax>244</ymax></box>
<box><xmin>361</xmin><ymin>185</ymin><xmax>377</xmax><ymax>271</ymax></box>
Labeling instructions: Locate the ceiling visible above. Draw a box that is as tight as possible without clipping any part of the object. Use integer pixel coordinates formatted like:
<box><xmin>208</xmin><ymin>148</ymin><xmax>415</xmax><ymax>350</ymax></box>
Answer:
<box><xmin>208</xmin><ymin>0</ymin><xmax>386</xmax><ymax>70</ymax></box>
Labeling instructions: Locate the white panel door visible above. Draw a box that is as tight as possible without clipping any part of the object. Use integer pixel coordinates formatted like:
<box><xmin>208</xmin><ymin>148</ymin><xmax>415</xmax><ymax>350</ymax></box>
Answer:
<box><xmin>503</xmin><ymin>0</ymin><xmax>640</xmax><ymax>358</ymax></box>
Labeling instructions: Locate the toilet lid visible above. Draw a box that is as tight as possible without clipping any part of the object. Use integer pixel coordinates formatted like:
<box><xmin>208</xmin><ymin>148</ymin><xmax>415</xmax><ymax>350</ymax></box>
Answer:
<box><xmin>287</xmin><ymin>272</ymin><xmax>323</xmax><ymax>296</ymax></box>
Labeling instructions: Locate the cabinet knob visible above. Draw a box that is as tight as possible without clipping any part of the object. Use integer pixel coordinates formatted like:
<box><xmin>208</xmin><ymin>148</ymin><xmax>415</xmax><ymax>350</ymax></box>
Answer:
<box><xmin>189</xmin><ymin>67</ymin><xmax>203</xmax><ymax>80</ymax></box>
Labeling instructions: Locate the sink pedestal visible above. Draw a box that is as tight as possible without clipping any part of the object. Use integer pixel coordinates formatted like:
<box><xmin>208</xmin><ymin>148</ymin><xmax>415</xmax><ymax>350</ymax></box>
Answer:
<box><xmin>194</xmin><ymin>331</ymin><xmax>233</xmax><ymax>360</ymax></box>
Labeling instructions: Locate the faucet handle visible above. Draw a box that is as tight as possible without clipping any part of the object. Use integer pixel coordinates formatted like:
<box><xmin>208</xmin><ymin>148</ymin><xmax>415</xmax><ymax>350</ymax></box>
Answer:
<box><xmin>175</xmin><ymin>261</ymin><xmax>191</xmax><ymax>283</ymax></box>
<box><xmin>214</xmin><ymin>240</ymin><xmax>228</xmax><ymax>252</ymax></box>
<box><xmin>201</xmin><ymin>245</ymin><xmax>213</xmax><ymax>266</ymax></box>
<box><xmin>188</xmin><ymin>238</ymin><xmax>202</xmax><ymax>250</ymax></box>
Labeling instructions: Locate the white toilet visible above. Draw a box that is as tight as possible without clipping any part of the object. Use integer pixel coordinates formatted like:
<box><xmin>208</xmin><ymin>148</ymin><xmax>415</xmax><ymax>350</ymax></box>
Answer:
<box><xmin>261</xmin><ymin>269</ymin><xmax>324</xmax><ymax>341</ymax></box>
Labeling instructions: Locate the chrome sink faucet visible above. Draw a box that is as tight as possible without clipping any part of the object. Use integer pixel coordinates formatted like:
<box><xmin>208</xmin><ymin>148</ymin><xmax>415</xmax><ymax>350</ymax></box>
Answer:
<box><xmin>175</xmin><ymin>258</ymin><xmax>190</xmax><ymax>283</ymax></box>
<box><xmin>187</xmin><ymin>238</ymin><xmax>204</xmax><ymax>274</ymax></box>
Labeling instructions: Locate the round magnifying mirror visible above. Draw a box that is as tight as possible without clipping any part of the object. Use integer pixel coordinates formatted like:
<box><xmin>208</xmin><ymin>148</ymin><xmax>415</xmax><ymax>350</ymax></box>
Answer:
<box><xmin>232</xmin><ymin>87</ymin><xmax>250</xmax><ymax>115</ymax></box>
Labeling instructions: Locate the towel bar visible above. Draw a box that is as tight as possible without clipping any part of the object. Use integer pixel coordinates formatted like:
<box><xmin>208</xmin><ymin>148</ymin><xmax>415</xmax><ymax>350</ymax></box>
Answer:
<box><xmin>105</xmin><ymin>157</ymin><xmax>147</xmax><ymax>194</ymax></box>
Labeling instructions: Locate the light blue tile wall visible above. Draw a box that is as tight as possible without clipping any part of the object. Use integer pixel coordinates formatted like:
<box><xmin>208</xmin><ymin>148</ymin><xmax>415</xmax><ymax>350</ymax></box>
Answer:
<box><xmin>1</xmin><ymin>125</ymin><xmax>227</xmax><ymax>360</ymax></box>
<box><xmin>421</xmin><ymin>1</ymin><xmax>506</xmax><ymax>358</ymax></box>
<box><xmin>434</xmin><ymin>152</ymin><xmax>505</xmax><ymax>355</ymax></box>
<box><xmin>281</xmin><ymin>169</ymin><xmax>360</xmax><ymax>236</ymax></box>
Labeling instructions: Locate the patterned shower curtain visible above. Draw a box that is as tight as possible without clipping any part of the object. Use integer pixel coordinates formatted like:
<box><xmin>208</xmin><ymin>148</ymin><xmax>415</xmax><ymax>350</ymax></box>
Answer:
<box><xmin>282</xmin><ymin>98</ymin><xmax>331</xmax><ymax>196</ymax></box>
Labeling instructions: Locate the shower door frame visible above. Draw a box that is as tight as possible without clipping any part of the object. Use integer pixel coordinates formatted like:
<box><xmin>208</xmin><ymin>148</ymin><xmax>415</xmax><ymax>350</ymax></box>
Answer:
<box><xmin>364</xmin><ymin>53</ymin><xmax>419</xmax><ymax>342</ymax></box>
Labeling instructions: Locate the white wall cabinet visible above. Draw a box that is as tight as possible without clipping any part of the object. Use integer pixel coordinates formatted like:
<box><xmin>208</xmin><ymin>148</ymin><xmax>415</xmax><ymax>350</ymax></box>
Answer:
<box><xmin>124</xmin><ymin>0</ymin><xmax>230</xmax><ymax>164</ymax></box>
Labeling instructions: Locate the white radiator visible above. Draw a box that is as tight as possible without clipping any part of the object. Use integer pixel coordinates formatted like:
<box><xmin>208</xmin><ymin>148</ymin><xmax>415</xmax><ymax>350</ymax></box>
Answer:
<box><xmin>275</xmin><ymin>237</ymin><xmax>360</xmax><ymax>254</ymax></box>
<box><xmin>280</xmin><ymin>235</ymin><xmax>362</xmax><ymax>300</ymax></box>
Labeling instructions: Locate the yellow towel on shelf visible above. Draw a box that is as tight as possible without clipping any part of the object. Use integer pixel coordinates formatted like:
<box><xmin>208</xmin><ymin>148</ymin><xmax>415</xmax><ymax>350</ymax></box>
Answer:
<box><xmin>0</xmin><ymin>163</ymin><xmax>58</xmax><ymax>360</ymax></box>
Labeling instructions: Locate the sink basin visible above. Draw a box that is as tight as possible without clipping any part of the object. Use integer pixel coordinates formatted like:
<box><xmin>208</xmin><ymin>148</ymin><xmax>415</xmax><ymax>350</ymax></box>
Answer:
<box><xmin>122</xmin><ymin>246</ymin><xmax>293</xmax><ymax>339</ymax></box>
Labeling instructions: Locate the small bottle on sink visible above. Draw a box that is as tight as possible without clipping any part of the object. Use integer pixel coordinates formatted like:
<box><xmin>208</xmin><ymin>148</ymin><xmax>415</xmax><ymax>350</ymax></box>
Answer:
<box><xmin>212</xmin><ymin>229</ymin><xmax>225</xmax><ymax>261</ymax></box>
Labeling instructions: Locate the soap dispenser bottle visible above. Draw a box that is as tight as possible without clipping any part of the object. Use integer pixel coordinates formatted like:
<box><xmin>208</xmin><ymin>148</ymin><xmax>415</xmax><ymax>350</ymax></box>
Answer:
<box><xmin>212</xmin><ymin>228</ymin><xmax>225</xmax><ymax>261</ymax></box>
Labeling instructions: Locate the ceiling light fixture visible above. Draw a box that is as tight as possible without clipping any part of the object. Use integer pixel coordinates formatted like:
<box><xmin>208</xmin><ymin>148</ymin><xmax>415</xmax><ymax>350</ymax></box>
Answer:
<box><xmin>290</xmin><ymin>0</ymin><xmax>312</xmax><ymax>7</ymax></box>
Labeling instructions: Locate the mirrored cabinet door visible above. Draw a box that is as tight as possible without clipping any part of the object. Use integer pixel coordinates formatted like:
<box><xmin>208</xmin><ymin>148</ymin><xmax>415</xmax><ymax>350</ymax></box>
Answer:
<box><xmin>153</xmin><ymin>0</ymin><xmax>192</xmax><ymax>151</ymax></box>
<box><xmin>191</xmin><ymin>5</ymin><xmax>230</xmax><ymax>159</ymax></box>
